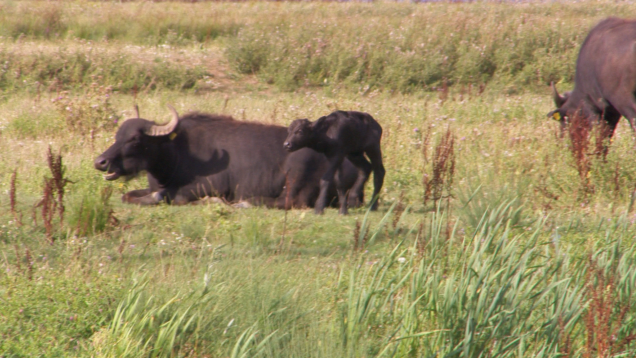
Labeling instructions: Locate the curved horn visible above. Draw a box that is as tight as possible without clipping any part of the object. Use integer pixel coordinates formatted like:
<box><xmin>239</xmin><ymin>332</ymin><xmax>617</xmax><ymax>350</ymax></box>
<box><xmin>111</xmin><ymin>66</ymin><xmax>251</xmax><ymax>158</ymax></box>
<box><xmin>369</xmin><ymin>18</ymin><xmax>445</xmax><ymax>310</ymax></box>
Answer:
<box><xmin>145</xmin><ymin>105</ymin><xmax>180</xmax><ymax>137</ymax></box>
<box><xmin>551</xmin><ymin>82</ymin><xmax>566</xmax><ymax>108</ymax></box>
<box><xmin>134</xmin><ymin>104</ymin><xmax>140</xmax><ymax>118</ymax></box>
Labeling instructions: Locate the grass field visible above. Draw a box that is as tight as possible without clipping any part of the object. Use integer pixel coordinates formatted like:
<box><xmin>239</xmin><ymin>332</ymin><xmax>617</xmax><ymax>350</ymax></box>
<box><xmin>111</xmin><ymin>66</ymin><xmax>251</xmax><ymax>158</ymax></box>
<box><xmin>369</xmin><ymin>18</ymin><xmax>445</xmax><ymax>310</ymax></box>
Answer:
<box><xmin>3</xmin><ymin>1</ymin><xmax>636</xmax><ymax>357</ymax></box>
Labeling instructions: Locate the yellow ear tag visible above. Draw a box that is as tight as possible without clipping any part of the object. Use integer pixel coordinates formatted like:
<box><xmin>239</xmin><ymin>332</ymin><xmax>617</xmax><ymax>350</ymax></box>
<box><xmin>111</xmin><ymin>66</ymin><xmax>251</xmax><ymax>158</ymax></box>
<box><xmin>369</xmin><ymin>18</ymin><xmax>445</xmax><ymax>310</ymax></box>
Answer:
<box><xmin>552</xmin><ymin>112</ymin><xmax>561</xmax><ymax>121</ymax></box>
<box><xmin>169</xmin><ymin>132</ymin><xmax>177</xmax><ymax>140</ymax></box>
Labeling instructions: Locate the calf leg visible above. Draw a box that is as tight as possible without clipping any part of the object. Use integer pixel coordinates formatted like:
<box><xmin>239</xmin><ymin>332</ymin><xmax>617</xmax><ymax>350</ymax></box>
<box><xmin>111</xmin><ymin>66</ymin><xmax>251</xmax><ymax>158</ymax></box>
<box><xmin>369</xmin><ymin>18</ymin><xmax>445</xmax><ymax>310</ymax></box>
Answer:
<box><xmin>315</xmin><ymin>154</ymin><xmax>345</xmax><ymax>214</ymax></box>
<box><xmin>365</xmin><ymin>144</ymin><xmax>385</xmax><ymax>211</ymax></box>
<box><xmin>346</xmin><ymin>153</ymin><xmax>372</xmax><ymax>208</ymax></box>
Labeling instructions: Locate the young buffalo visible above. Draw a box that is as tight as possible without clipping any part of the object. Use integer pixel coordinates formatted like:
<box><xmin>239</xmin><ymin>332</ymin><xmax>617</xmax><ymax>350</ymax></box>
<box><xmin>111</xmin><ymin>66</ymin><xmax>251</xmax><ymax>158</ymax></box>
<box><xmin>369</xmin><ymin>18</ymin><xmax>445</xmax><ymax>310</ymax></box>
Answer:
<box><xmin>284</xmin><ymin>110</ymin><xmax>385</xmax><ymax>215</ymax></box>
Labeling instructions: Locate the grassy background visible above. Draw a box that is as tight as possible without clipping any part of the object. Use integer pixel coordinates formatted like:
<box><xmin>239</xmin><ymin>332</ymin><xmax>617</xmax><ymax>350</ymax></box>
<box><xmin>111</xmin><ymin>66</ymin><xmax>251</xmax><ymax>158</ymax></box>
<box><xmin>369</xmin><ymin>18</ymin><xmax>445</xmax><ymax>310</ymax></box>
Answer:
<box><xmin>2</xmin><ymin>1</ymin><xmax>636</xmax><ymax>357</ymax></box>
<box><xmin>2</xmin><ymin>1</ymin><xmax>636</xmax><ymax>93</ymax></box>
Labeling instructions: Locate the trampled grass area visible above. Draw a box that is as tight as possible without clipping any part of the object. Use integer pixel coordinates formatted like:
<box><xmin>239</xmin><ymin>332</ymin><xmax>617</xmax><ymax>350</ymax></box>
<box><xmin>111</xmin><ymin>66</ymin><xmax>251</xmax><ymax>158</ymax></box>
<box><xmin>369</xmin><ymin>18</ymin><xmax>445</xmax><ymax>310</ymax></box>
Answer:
<box><xmin>3</xmin><ymin>1</ymin><xmax>636</xmax><ymax>357</ymax></box>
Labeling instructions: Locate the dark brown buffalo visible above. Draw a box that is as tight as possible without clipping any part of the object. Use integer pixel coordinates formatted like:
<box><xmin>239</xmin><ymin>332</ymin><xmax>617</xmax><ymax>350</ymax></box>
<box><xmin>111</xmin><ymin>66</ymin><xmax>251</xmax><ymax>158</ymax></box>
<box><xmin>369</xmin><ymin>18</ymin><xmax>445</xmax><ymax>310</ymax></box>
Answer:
<box><xmin>284</xmin><ymin>110</ymin><xmax>385</xmax><ymax>215</ymax></box>
<box><xmin>94</xmin><ymin>107</ymin><xmax>365</xmax><ymax>207</ymax></box>
<box><xmin>549</xmin><ymin>17</ymin><xmax>636</xmax><ymax>138</ymax></box>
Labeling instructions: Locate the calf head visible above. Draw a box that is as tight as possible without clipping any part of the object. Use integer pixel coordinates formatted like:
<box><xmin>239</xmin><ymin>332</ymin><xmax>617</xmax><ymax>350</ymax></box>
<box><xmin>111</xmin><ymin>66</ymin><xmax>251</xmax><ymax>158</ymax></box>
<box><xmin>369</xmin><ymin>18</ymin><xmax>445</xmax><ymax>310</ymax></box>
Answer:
<box><xmin>94</xmin><ymin>106</ymin><xmax>180</xmax><ymax>180</ymax></box>
<box><xmin>284</xmin><ymin>118</ymin><xmax>313</xmax><ymax>152</ymax></box>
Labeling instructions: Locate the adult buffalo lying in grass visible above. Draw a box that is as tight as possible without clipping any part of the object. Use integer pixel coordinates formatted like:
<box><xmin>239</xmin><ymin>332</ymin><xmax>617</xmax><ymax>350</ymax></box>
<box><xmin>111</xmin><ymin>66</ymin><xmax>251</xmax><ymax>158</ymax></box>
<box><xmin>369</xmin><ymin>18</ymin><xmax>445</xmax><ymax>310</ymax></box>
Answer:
<box><xmin>284</xmin><ymin>110</ymin><xmax>385</xmax><ymax>215</ymax></box>
<box><xmin>549</xmin><ymin>17</ymin><xmax>636</xmax><ymax>139</ymax></box>
<box><xmin>94</xmin><ymin>106</ymin><xmax>365</xmax><ymax>207</ymax></box>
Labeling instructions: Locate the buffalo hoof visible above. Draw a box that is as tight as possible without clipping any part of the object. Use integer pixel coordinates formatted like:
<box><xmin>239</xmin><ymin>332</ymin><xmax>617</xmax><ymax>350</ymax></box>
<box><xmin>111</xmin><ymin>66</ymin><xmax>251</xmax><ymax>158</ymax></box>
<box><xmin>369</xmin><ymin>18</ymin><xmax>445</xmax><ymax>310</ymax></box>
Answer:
<box><xmin>196</xmin><ymin>197</ymin><xmax>227</xmax><ymax>205</ymax></box>
<box><xmin>232</xmin><ymin>201</ymin><xmax>253</xmax><ymax>209</ymax></box>
<box><xmin>347</xmin><ymin>195</ymin><xmax>364</xmax><ymax>208</ymax></box>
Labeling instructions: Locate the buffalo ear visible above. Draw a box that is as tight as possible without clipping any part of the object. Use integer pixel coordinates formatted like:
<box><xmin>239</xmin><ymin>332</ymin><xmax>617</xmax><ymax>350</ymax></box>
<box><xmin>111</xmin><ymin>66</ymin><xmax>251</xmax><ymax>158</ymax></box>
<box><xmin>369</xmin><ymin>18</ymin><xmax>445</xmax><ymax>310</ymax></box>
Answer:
<box><xmin>310</xmin><ymin>116</ymin><xmax>327</xmax><ymax>130</ymax></box>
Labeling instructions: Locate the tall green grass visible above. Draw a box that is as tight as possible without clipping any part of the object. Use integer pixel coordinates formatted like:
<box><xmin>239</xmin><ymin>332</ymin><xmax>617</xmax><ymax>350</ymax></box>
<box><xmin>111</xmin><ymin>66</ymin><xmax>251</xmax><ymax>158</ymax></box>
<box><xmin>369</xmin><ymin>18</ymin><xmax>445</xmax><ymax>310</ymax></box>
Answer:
<box><xmin>60</xmin><ymin>206</ymin><xmax>636</xmax><ymax>357</ymax></box>
<box><xmin>0</xmin><ymin>2</ymin><xmax>240</xmax><ymax>43</ymax></box>
<box><xmin>224</xmin><ymin>2</ymin><xmax>636</xmax><ymax>92</ymax></box>
<box><xmin>0</xmin><ymin>46</ymin><xmax>205</xmax><ymax>93</ymax></box>
<box><xmin>4</xmin><ymin>2</ymin><xmax>636</xmax><ymax>93</ymax></box>
<box><xmin>0</xmin><ymin>262</ymin><xmax>122</xmax><ymax>356</ymax></box>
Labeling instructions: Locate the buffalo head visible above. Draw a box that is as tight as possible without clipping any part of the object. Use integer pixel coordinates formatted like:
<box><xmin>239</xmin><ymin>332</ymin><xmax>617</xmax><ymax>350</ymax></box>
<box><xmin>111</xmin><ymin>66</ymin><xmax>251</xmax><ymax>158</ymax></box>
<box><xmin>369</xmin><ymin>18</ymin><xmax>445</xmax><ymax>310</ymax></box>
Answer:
<box><xmin>547</xmin><ymin>82</ymin><xmax>573</xmax><ymax>123</ymax></box>
<box><xmin>94</xmin><ymin>106</ymin><xmax>180</xmax><ymax>180</ymax></box>
<box><xmin>284</xmin><ymin>118</ymin><xmax>313</xmax><ymax>152</ymax></box>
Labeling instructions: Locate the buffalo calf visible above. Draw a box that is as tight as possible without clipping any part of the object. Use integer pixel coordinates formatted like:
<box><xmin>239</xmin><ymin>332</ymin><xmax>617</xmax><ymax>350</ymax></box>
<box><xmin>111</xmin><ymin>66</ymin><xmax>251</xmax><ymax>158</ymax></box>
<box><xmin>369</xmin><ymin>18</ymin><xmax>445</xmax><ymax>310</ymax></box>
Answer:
<box><xmin>284</xmin><ymin>110</ymin><xmax>385</xmax><ymax>215</ymax></box>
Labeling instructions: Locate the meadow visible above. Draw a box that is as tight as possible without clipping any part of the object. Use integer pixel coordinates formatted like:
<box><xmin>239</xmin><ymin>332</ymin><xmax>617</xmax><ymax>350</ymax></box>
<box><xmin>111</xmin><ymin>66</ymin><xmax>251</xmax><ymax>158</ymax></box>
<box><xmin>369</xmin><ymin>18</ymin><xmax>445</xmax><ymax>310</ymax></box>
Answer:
<box><xmin>3</xmin><ymin>1</ymin><xmax>636</xmax><ymax>357</ymax></box>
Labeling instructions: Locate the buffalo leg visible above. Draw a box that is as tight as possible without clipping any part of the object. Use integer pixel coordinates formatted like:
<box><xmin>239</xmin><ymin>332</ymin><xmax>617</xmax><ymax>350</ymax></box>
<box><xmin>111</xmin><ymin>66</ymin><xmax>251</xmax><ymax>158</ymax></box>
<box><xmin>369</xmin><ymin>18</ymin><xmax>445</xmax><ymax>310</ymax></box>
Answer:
<box><xmin>122</xmin><ymin>189</ymin><xmax>163</xmax><ymax>205</ymax></box>
<box><xmin>607</xmin><ymin>94</ymin><xmax>636</xmax><ymax>134</ymax></box>
<box><xmin>122</xmin><ymin>188</ymin><xmax>152</xmax><ymax>202</ymax></box>
<box><xmin>346</xmin><ymin>153</ymin><xmax>372</xmax><ymax>207</ymax></box>
<box><xmin>335</xmin><ymin>168</ymin><xmax>349</xmax><ymax>215</ymax></box>
<box><xmin>315</xmin><ymin>155</ymin><xmax>345</xmax><ymax>214</ymax></box>
<box><xmin>365</xmin><ymin>144</ymin><xmax>385</xmax><ymax>211</ymax></box>
<box><xmin>599</xmin><ymin>108</ymin><xmax>621</xmax><ymax>158</ymax></box>
<box><xmin>244</xmin><ymin>196</ymin><xmax>282</xmax><ymax>208</ymax></box>
<box><xmin>271</xmin><ymin>184</ymin><xmax>301</xmax><ymax>210</ymax></box>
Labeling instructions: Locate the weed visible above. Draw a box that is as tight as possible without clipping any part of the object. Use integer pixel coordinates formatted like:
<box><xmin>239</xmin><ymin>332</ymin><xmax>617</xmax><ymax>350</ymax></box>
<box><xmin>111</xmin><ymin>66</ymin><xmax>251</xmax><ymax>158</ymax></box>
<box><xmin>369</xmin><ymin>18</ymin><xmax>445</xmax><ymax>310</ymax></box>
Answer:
<box><xmin>117</xmin><ymin>238</ymin><xmax>126</xmax><ymax>263</ymax></box>
<box><xmin>593</xmin><ymin>120</ymin><xmax>612</xmax><ymax>160</ymax></box>
<box><xmin>33</xmin><ymin>147</ymin><xmax>71</xmax><ymax>243</ymax></box>
<box><xmin>438</xmin><ymin>79</ymin><xmax>449</xmax><ymax>104</ymax></box>
<box><xmin>535</xmin><ymin>180</ymin><xmax>560</xmax><ymax>212</ymax></box>
<box><xmin>352</xmin><ymin>219</ymin><xmax>361</xmax><ymax>252</ymax></box>
<box><xmin>9</xmin><ymin>169</ymin><xmax>22</xmax><ymax>226</ymax></box>
<box><xmin>392</xmin><ymin>191</ymin><xmax>406</xmax><ymax>232</ymax></box>
<box><xmin>420</xmin><ymin>125</ymin><xmax>432</xmax><ymax>164</ymax></box>
<box><xmin>36</xmin><ymin>177</ymin><xmax>55</xmax><ymax>244</ymax></box>
<box><xmin>558</xmin><ymin>316</ymin><xmax>572</xmax><ymax>358</ymax></box>
<box><xmin>423</xmin><ymin>126</ymin><xmax>455</xmax><ymax>208</ymax></box>
<box><xmin>13</xmin><ymin>244</ymin><xmax>21</xmax><ymax>273</ymax></box>
<box><xmin>567</xmin><ymin>112</ymin><xmax>594</xmax><ymax>196</ymax></box>
<box><xmin>47</xmin><ymin>146</ymin><xmax>70</xmax><ymax>224</ymax></box>
<box><xmin>613</xmin><ymin>162</ymin><xmax>622</xmax><ymax>198</ymax></box>
<box><xmin>583</xmin><ymin>255</ymin><xmax>636</xmax><ymax>357</ymax></box>
<box><xmin>24</xmin><ymin>246</ymin><xmax>32</xmax><ymax>281</ymax></box>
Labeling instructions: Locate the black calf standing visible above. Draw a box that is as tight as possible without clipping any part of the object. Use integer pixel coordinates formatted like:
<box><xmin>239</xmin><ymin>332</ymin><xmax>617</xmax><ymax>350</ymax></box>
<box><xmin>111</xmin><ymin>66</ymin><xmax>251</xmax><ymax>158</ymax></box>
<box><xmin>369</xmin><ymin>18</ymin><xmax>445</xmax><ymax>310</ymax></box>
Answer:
<box><xmin>284</xmin><ymin>110</ymin><xmax>385</xmax><ymax>215</ymax></box>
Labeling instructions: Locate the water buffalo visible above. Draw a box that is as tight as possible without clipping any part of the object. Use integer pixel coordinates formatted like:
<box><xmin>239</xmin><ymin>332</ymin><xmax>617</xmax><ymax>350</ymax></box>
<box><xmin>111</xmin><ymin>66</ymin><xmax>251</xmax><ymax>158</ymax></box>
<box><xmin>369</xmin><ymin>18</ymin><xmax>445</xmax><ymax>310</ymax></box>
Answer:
<box><xmin>284</xmin><ymin>110</ymin><xmax>385</xmax><ymax>215</ymax></box>
<box><xmin>94</xmin><ymin>106</ymin><xmax>365</xmax><ymax>207</ymax></box>
<box><xmin>549</xmin><ymin>17</ymin><xmax>636</xmax><ymax>139</ymax></box>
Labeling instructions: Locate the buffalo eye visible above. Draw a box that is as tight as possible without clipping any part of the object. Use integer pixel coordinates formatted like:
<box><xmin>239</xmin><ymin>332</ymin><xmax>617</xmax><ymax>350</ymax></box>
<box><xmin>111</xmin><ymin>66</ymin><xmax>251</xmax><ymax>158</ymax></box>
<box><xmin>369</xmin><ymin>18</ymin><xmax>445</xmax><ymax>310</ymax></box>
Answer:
<box><xmin>126</xmin><ymin>134</ymin><xmax>142</xmax><ymax>145</ymax></box>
